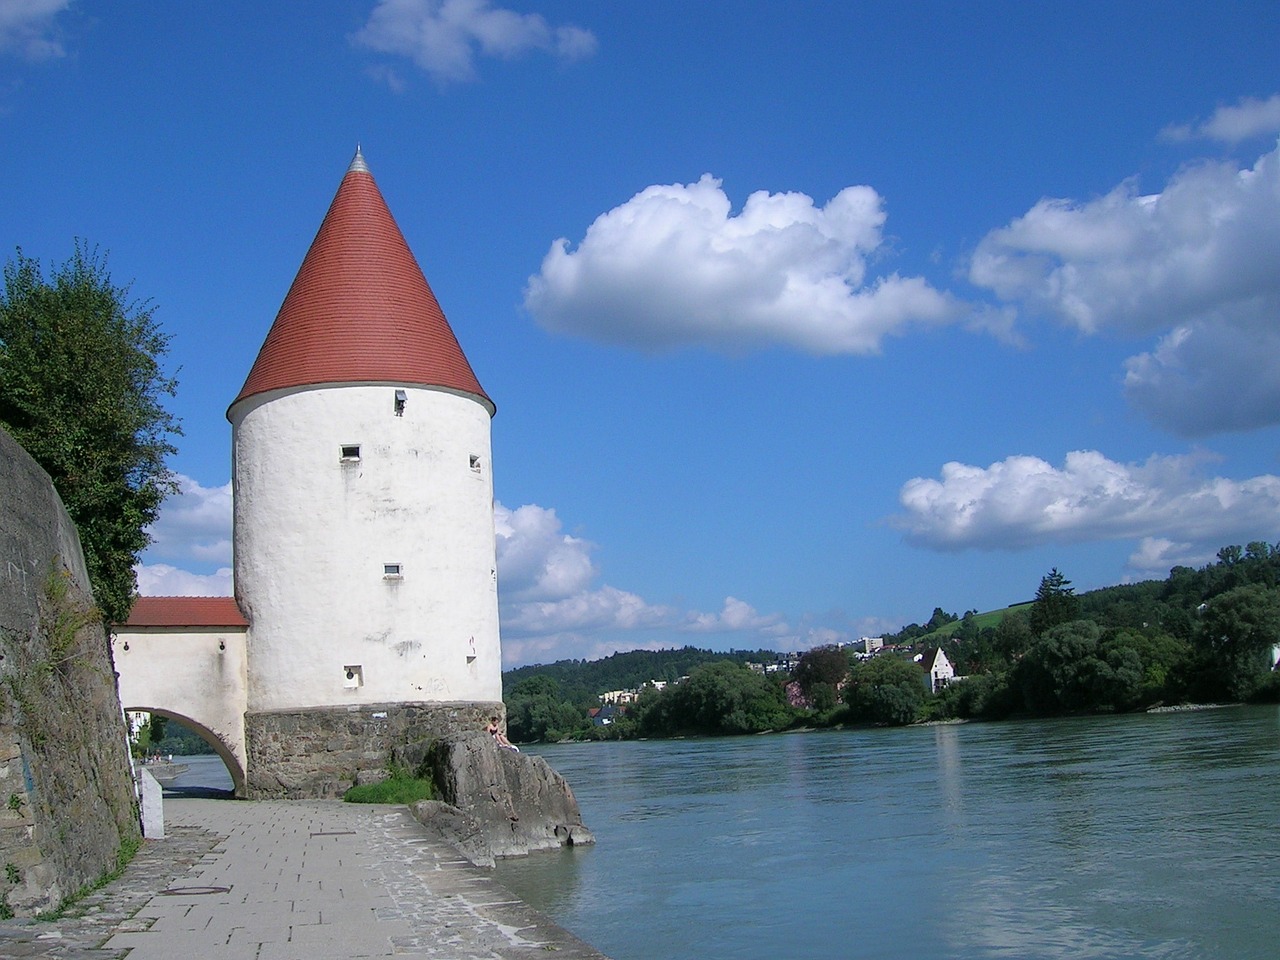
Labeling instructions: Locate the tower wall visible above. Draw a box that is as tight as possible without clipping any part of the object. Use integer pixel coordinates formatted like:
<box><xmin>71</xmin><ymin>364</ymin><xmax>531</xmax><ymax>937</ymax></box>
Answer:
<box><xmin>231</xmin><ymin>382</ymin><xmax>502</xmax><ymax>715</ymax></box>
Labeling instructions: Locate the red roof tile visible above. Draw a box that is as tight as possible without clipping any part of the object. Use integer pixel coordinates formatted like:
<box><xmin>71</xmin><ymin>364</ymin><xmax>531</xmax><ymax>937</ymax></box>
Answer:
<box><xmin>123</xmin><ymin>596</ymin><xmax>248</xmax><ymax>628</ymax></box>
<box><xmin>229</xmin><ymin>151</ymin><xmax>492</xmax><ymax>415</ymax></box>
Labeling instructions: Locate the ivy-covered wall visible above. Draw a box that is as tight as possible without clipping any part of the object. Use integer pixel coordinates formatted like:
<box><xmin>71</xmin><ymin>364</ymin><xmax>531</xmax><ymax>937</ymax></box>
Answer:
<box><xmin>0</xmin><ymin>427</ymin><xmax>139</xmax><ymax>917</ymax></box>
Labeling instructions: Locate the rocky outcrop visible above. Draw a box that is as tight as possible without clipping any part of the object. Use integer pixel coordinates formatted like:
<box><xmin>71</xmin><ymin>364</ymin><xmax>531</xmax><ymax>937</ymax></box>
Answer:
<box><xmin>0</xmin><ymin>427</ymin><xmax>140</xmax><ymax>916</ymax></box>
<box><xmin>405</xmin><ymin>732</ymin><xmax>594</xmax><ymax>868</ymax></box>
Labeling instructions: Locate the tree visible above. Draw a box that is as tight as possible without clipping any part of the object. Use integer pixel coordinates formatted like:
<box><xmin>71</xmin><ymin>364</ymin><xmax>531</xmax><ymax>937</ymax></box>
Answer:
<box><xmin>925</xmin><ymin>607</ymin><xmax>958</xmax><ymax>631</ymax></box>
<box><xmin>0</xmin><ymin>244</ymin><xmax>180</xmax><ymax>624</ymax></box>
<box><xmin>793</xmin><ymin>645</ymin><xmax>850</xmax><ymax>697</ymax></box>
<box><xmin>638</xmin><ymin>661</ymin><xmax>792</xmax><ymax>736</ymax></box>
<box><xmin>1100</xmin><ymin>627</ymin><xmax>1190</xmax><ymax>705</ymax></box>
<box><xmin>1015</xmin><ymin>620</ymin><xmax>1148</xmax><ymax>714</ymax></box>
<box><xmin>504</xmin><ymin>675</ymin><xmax>589</xmax><ymax>742</ymax></box>
<box><xmin>843</xmin><ymin>656</ymin><xmax>926</xmax><ymax>726</ymax></box>
<box><xmin>1198</xmin><ymin>584</ymin><xmax>1280</xmax><ymax>701</ymax></box>
<box><xmin>991</xmin><ymin>609</ymin><xmax>1033</xmax><ymax>662</ymax></box>
<box><xmin>1029</xmin><ymin>568</ymin><xmax>1080</xmax><ymax>636</ymax></box>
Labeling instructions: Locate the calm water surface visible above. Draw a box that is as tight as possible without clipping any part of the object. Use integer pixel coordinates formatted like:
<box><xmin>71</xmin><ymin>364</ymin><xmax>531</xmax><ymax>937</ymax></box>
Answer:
<box><xmin>161</xmin><ymin>753</ymin><xmax>234</xmax><ymax>794</ymax></box>
<box><xmin>496</xmin><ymin>706</ymin><xmax>1280</xmax><ymax>960</ymax></box>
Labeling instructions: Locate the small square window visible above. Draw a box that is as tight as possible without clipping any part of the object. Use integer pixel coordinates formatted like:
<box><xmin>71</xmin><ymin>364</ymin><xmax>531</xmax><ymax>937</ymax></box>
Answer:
<box><xmin>383</xmin><ymin>563</ymin><xmax>403</xmax><ymax>579</ymax></box>
<box><xmin>340</xmin><ymin>444</ymin><xmax>361</xmax><ymax>461</ymax></box>
<box><xmin>469</xmin><ymin>454</ymin><xmax>482</xmax><ymax>473</ymax></box>
<box><xmin>343</xmin><ymin>664</ymin><xmax>364</xmax><ymax>688</ymax></box>
<box><xmin>394</xmin><ymin>389</ymin><xmax>407</xmax><ymax>416</ymax></box>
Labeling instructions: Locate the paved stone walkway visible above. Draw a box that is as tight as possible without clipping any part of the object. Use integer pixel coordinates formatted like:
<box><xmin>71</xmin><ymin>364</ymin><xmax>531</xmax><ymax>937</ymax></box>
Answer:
<box><xmin>0</xmin><ymin>798</ymin><xmax>610</xmax><ymax>960</ymax></box>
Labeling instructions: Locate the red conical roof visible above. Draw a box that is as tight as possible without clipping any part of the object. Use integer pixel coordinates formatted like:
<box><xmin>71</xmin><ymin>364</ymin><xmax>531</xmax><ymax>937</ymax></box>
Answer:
<box><xmin>229</xmin><ymin>150</ymin><xmax>492</xmax><ymax>416</ymax></box>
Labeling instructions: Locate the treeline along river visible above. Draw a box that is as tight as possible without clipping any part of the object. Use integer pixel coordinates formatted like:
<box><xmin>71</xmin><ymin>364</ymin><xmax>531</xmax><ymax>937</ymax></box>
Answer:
<box><xmin>495</xmin><ymin>705</ymin><xmax>1279</xmax><ymax>960</ymax></box>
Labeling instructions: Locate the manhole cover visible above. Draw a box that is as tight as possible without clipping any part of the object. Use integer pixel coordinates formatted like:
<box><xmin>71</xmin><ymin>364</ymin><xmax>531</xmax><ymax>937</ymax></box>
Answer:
<box><xmin>159</xmin><ymin>886</ymin><xmax>231</xmax><ymax>896</ymax></box>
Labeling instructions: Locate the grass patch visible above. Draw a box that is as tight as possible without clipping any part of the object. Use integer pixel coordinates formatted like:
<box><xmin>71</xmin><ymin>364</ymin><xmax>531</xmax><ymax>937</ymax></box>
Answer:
<box><xmin>915</xmin><ymin>606</ymin><xmax>1018</xmax><ymax>644</ymax></box>
<box><xmin>343</xmin><ymin>768</ymin><xmax>434</xmax><ymax>805</ymax></box>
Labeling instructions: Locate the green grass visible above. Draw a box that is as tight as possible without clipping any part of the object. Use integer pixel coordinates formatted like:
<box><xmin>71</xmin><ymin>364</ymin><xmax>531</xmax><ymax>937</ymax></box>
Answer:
<box><xmin>343</xmin><ymin>770</ymin><xmax>434</xmax><ymax>804</ymax></box>
<box><xmin>915</xmin><ymin>605</ymin><xmax>1020</xmax><ymax>644</ymax></box>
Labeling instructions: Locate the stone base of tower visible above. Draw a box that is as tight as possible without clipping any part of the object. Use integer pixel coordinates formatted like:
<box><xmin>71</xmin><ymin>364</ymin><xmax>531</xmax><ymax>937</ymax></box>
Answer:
<box><xmin>244</xmin><ymin>701</ymin><xmax>504</xmax><ymax>799</ymax></box>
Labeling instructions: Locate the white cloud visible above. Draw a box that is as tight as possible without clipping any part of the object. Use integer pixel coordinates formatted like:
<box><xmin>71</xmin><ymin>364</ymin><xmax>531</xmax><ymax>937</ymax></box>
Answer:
<box><xmin>0</xmin><ymin>0</ymin><xmax>70</xmax><ymax>59</ymax></box>
<box><xmin>1124</xmin><ymin>537</ymin><xmax>1216</xmax><ymax>578</ymax></box>
<box><xmin>142</xmin><ymin>474</ymin><xmax>233</xmax><ymax>566</ymax></box>
<box><xmin>894</xmin><ymin>449</ymin><xmax>1280</xmax><ymax>555</ymax></box>
<box><xmin>501</xmin><ymin>583</ymin><xmax>678</xmax><ymax>636</ymax></box>
<box><xmin>352</xmin><ymin>0</ymin><xmax>597</xmax><ymax>86</ymax></box>
<box><xmin>494</xmin><ymin>502</ymin><xmax>795</xmax><ymax>659</ymax></box>
<box><xmin>494</xmin><ymin>502</ymin><xmax>595</xmax><ymax>601</ymax></box>
<box><xmin>969</xmin><ymin>143</ymin><xmax>1280</xmax><ymax>434</ymax></box>
<box><xmin>134</xmin><ymin>563</ymin><xmax>232</xmax><ymax>598</ymax></box>
<box><xmin>525</xmin><ymin>174</ymin><xmax>961</xmax><ymax>355</ymax></box>
<box><xmin>1161</xmin><ymin>94</ymin><xmax>1280</xmax><ymax>143</ymax></box>
<box><xmin>683</xmin><ymin>596</ymin><xmax>787</xmax><ymax>635</ymax></box>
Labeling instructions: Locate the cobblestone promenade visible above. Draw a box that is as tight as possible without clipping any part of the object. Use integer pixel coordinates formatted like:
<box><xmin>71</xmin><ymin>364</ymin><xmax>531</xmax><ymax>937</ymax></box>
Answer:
<box><xmin>0</xmin><ymin>798</ymin><xmax>610</xmax><ymax>960</ymax></box>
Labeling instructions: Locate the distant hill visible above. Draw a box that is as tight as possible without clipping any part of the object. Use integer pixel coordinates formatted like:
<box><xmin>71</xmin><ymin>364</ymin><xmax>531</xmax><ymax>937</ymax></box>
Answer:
<box><xmin>503</xmin><ymin>546</ymin><xmax>1279</xmax><ymax>705</ymax></box>
<box><xmin>503</xmin><ymin>645</ymin><xmax>780</xmax><ymax>705</ymax></box>
<box><xmin>907</xmin><ymin>603</ymin><xmax>1033</xmax><ymax>645</ymax></box>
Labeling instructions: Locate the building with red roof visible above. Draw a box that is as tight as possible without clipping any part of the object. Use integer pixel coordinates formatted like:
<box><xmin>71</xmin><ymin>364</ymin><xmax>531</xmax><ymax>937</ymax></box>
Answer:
<box><xmin>115</xmin><ymin>151</ymin><xmax>504</xmax><ymax>798</ymax></box>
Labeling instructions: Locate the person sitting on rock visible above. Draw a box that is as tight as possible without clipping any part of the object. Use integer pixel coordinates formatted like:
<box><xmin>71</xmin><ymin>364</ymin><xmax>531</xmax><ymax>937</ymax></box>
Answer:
<box><xmin>486</xmin><ymin>716</ymin><xmax>519</xmax><ymax>751</ymax></box>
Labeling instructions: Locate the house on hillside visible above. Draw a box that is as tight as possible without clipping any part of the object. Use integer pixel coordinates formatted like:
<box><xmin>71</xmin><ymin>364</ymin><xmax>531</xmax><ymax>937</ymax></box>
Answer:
<box><xmin>590</xmin><ymin>704</ymin><xmax>624</xmax><ymax>726</ymax></box>
<box><xmin>915</xmin><ymin>648</ymin><xmax>955</xmax><ymax>694</ymax></box>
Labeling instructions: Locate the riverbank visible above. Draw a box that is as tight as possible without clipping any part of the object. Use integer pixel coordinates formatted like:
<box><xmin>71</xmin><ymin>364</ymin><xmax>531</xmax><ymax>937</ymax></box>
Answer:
<box><xmin>0</xmin><ymin>797</ymin><xmax>611</xmax><ymax>959</ymax></box>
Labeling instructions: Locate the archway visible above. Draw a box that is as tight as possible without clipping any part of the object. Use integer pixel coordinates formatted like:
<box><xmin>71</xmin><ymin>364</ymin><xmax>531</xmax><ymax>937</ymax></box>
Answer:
<box><xmin>125</xmin><ymin>707</ymin><xmax>246</xmax><ymax>798</ymax></box>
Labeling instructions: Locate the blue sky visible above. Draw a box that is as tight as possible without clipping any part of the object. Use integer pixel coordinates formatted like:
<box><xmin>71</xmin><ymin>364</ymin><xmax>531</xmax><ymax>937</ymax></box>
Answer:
<box><xmin>3</xmin><ymin>1</ymin><xmax>1278</xmax><ymax>667</ymax></box>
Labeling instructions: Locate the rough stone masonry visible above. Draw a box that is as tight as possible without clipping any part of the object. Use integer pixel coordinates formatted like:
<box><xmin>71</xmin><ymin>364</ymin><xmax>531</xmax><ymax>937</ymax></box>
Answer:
<box><xmin>0</xmin><ymin>426</ymin><xmax>139</xmax><ymax>917</ymax></box>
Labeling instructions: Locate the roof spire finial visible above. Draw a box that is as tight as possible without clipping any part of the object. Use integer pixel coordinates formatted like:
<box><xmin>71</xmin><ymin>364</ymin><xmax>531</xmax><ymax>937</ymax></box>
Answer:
<box><xmin>348</xmin><ymin>144</ymin><xmax>369</xmax><ymax>174</ymax></box>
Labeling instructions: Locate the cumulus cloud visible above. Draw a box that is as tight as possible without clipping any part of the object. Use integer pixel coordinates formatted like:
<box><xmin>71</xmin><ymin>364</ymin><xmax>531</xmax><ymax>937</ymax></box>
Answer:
<box><xmin>352</xmin><ymin>0</ymin><xmax>597</xmax><ymax>86</ymax></box>
<box><xmin>1124</xmin><ymin>537</ymin><xmax>1217</xmax><ymax>578</ymax></box>
<box><xmin>684</xmin><ymin>596</ymin><xmax>788</xmax><ymax>635</ymax></box>
<box><xmin>894</xmin><ymin>450</ymin><xmax>1280</xmax><ymax>557</ymax></box>
<box><xmin>494</xmin><ymin>501</ymin><xmax>799</xmax><ymax>664</ymax></box>
<box><xmin>494</xmin><ymin>502</ymin><xmax>596</xmax><ymax>601</ymax></box>
<box><xmin>0</xmin><ymin>0</ymin><xmax>70</xmax><ymax>59</ymax></box>
<box><xmin>135</xmin><ymin>563</ymin><xmax>233</xmax><ymax>598</ymax></box>
<box><xmin>1161</xmin><ymin>94</ymin><xmax>1280</xmax><ymax>143</ymax></box>
<box><xmin>525</xmin><ymin>174</ymin><xmax>962</xmax><ymax>355</ymax></box>
<box><xmin>142</xmin><ymin>474</ymin><xmax>234</xmax><ymax>566</ymax></box>
<box><xmin>969</xmin><ymin>142</ymin><xmax>1280</xmax><ymax>434</ymax></box>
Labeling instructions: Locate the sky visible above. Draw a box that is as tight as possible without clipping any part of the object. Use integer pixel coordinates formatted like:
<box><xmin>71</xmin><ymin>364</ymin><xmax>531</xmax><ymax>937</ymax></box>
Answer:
<box><xmin>2</xmin><ymin>1</ymin><xmax>1278</xmax><ymax>668</ymax></box>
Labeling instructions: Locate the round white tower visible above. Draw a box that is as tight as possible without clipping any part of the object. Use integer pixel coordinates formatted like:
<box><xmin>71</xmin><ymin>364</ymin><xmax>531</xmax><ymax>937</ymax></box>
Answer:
<box><xmin>228</xmin><ymin>150</ymin><xmax>502</xmax><ymax>796</ymax></box>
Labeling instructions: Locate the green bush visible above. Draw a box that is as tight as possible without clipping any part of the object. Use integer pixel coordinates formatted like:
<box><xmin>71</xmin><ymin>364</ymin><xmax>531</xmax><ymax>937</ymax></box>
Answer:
<box><xmin>343</xmin><ymin>768</ymin><xmax>434</xmax><ymax>804</ymax></box>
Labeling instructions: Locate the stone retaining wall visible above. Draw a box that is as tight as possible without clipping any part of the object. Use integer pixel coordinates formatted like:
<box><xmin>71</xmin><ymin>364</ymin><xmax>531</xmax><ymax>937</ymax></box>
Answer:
<box><xmin>0</xmin><ymin>427</ymin><xmax>140</xmax><ymax>917</ymax></box>
<box><xmin>244</xmin><ymin>700</ymin><xmax>503</xmax><ymax>798</ymax></box>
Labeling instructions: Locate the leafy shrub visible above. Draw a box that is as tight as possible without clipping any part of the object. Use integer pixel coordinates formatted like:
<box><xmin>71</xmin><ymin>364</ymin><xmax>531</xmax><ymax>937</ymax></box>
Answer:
<box><xmin>343</xmin><ymin>768</ymin><xmax>434</xmax><ymax>804</ymax></box>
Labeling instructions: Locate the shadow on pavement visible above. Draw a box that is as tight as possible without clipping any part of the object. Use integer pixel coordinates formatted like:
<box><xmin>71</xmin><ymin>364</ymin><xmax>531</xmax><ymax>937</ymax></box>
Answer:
<box><xmin>164</xmin><ymin>785</ymin><xmax>236</xmax><ymax>799</ymax></box>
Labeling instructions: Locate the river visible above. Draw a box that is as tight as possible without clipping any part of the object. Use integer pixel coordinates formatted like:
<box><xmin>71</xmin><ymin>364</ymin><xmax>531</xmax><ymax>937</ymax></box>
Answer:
<box><xmin>494</xmin><ymin>705</ymin><xmax>1280</xmax><ymax>960</ymax></box>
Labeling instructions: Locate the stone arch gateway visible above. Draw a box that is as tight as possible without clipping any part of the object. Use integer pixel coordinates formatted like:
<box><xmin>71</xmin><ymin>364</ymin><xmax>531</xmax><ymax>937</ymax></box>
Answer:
<box><xmin>111</xmin><ymin>596</ymin><xmax>249</xmax><ymax>797</ymax></box>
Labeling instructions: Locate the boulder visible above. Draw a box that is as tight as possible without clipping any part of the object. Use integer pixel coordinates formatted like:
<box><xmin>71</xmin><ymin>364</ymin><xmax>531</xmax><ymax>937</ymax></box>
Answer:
<box><xmin>406</xmin><ymin>732</ymin><xmax>594</xmax><ymax>866</ymax></box>
<box><xmin>409</xmin><ymin>799</ymin><xmax>495</xmax><ymax>868</ymax></box>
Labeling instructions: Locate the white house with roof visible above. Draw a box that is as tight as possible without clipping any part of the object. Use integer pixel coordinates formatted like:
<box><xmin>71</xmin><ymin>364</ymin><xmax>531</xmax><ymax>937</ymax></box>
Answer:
<box><xmin>916</xmin><ymin>647</ymin><xmax>956</xmax><ymax>694</ymax></box>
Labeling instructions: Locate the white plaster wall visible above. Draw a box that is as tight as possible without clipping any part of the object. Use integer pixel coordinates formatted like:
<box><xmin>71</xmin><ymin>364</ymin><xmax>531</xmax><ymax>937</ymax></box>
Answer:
<box><xmin>111</xmin><ymin>626</ymin><xmax>248</xmax><ymax>783</ymax></box>
<box><xmin>230</xmin><ymin>383</ymin><xmax>502</xmax><ymax>713</ymax></box>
